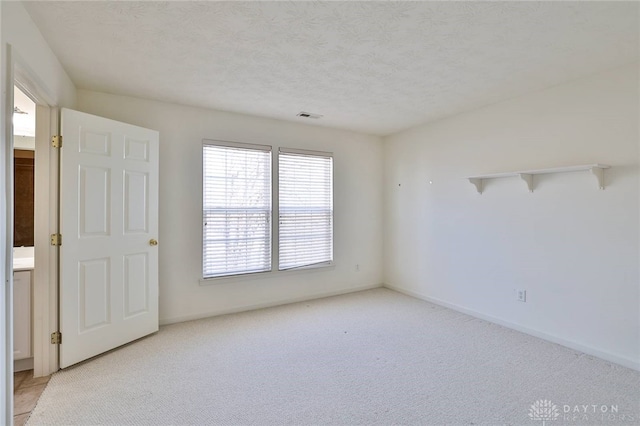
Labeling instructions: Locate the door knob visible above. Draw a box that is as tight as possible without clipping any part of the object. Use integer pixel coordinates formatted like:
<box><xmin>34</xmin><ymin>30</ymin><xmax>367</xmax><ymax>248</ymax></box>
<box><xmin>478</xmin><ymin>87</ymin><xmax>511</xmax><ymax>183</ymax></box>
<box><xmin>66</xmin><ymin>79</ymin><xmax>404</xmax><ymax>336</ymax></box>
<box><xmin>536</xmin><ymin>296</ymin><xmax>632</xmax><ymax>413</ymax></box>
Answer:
<box><xmin>149</xmin><ymin>239</ymin><xmax>158</xmax><ymax>246</ymax></box>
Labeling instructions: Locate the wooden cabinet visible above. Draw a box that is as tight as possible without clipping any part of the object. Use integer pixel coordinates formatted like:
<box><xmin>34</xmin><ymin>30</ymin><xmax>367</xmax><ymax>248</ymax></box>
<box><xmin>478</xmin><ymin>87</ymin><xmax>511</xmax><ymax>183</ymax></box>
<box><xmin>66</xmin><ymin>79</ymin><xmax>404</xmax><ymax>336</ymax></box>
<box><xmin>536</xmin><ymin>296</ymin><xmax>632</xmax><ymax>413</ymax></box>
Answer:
<box><xmin>13</xmin><ymin>270</ymin><xmax>32</xmax><ymax>360</ymax></box>
<box><xmin>14</xmin><ymin>149</ymin><xmax>35</xmax><ymax>247</ymax></box>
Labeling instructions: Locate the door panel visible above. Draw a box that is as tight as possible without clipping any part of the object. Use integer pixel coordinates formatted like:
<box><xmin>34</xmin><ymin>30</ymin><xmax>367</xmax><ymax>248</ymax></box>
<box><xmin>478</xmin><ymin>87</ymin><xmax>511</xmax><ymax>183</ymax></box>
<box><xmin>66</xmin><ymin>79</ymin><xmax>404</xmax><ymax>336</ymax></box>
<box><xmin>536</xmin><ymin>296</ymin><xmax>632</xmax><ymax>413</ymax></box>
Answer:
<box><xmin>124</xmin><ymin>253</ymin><xmax>148</xmax><ymax>317</ymax></box>
<box><xmin>79</xmin><ymin>166</ymin><xmax>110</xmax><ymax>236</ymax></box>
<box><xmin>78</xmin><ymin>258</ymin><xmax>110</xmax><ymax>332</ymax></box>
<box><xmin>60</xmin><ymin>108</ymin><xmax>159</xmax><ymax>368</ymax></box>
<box><xmin>124</xmin><ymin>137</ymin><xmax>149</xmax><ymax>161</ymax></box>
<box><xmin>124</xmin><ymin>171</ymin><xmax>148</xmax><ymax>234</ymax></box>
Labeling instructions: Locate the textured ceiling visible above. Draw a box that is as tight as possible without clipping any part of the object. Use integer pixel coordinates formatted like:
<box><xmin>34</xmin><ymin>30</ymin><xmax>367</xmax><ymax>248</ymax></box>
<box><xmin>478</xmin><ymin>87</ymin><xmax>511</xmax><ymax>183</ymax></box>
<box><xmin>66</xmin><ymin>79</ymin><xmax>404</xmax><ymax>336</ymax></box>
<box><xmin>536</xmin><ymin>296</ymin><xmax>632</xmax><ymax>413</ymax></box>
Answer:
<box><xmin>24</xmin><ymin>1</ymin><xmax>639</xmax><ymax>136</ymax></box>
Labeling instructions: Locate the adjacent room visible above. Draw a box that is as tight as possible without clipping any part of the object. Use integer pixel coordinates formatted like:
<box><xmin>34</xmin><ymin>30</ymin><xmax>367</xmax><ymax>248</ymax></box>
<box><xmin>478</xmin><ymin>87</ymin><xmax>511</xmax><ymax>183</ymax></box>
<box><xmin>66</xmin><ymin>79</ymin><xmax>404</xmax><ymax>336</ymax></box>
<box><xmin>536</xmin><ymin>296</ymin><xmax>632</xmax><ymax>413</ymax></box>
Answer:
<box><xmin>0</xmin><ymin>1</ymin><xmax>638</xmax><ymax>425</ymax></box>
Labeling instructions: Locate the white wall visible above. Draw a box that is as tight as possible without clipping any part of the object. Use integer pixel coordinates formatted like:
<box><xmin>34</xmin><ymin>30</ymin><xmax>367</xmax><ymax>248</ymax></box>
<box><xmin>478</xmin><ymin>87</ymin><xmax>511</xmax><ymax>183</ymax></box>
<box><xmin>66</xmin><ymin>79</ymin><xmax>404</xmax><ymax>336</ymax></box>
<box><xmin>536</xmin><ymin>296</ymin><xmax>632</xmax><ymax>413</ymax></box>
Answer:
<box><xmin>13</xmin><ymin>136</ymin><xmax>35</xmax><ymax>151</ymax></box>
<box><xmin>383</xmin><ymin>63</ymin><xmax>639</xmax><ymax>369</ymax></box>
<box><xmin>1</xmin><ymin>2</ymin><xmax>76</xmax><ymax>108</ymax></box>
<box><xmin>77</xmin><ymin>90</ymin><xmax>384</xmax><ymax>324</ymax></box>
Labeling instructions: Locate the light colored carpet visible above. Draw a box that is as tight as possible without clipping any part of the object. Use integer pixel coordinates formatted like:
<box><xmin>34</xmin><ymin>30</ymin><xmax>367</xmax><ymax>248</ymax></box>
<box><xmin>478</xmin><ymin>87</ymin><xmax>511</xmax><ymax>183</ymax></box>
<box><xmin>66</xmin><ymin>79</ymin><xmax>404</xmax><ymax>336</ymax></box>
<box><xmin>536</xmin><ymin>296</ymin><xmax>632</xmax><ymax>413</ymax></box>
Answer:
<box><xmin>28</xmin><ymin>288</ymin><xmax>639</xmax><ymax>425</ymax></box>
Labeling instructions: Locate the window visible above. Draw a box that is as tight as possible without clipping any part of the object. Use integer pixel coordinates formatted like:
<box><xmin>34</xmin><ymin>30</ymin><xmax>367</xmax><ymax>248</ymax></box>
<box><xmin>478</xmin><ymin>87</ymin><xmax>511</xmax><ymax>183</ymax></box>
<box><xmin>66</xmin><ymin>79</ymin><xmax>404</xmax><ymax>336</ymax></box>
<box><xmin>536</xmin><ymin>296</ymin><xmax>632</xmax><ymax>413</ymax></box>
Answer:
<box><xmin>202</xmin><ymin>142</ymin><xmax>333</xmax><ymax>279</ymax></box>
<box><xmin>202</xmin><ymin>141</ymin><xmax>272</xmax><ymax>278</ymax></box>
<box><xmin>278</xmin><ymin>148</ymin><xmax>333</xmax><ymax>270</ymax></box>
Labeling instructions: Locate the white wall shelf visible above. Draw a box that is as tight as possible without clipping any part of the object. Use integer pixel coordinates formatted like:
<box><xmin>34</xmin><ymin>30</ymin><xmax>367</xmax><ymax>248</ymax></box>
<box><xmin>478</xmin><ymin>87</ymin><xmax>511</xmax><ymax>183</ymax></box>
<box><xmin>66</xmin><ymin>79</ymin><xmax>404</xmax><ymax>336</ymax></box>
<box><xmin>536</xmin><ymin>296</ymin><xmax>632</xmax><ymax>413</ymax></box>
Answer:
<box><xmin>467</xmin><ymin>164</ymin><xmax>610</xmax><ymax>194</ymax></box>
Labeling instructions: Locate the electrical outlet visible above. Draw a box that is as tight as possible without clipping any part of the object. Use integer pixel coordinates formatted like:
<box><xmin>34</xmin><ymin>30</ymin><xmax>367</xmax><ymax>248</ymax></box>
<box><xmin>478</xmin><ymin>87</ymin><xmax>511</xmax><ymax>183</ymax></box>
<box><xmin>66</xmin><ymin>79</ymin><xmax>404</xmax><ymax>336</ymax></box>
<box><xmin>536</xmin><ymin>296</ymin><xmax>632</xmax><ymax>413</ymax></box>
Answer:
<box><xmin>355</xmin><ymin>264</ymin><xmax>360</xmax><ymax>271</ymax></box>
<box><xmin>516</xmin><ymin>289</ymin><xmax>526</xmax><ymax>302</ymax></box>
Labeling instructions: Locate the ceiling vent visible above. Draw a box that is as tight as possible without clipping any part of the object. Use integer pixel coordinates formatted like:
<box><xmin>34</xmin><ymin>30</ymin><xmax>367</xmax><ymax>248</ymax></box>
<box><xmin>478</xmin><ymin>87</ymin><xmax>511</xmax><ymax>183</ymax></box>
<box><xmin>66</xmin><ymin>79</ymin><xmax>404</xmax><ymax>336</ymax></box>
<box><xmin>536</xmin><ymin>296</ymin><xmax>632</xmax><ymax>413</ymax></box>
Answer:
<box><xmin>296</xmin><ymin>111</ymin><xmax>323</xmax><ymax>119</ymax></box>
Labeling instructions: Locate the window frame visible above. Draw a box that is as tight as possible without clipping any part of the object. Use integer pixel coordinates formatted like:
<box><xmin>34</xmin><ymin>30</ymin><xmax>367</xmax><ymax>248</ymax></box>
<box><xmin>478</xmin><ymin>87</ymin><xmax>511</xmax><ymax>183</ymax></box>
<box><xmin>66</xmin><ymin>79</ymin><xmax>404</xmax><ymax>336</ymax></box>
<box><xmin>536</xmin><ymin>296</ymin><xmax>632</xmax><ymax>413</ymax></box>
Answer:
<box><xmin>277</xmin><ymin>147</ymin><xmax>334</xmax><ymax>271</ymax></box>
<box><xmin>201</xmin><ymin>139</ymin><xmax>273</xmax><ymax>279</ymax></box>
<box><xmin>200</xmin><ymin>141</ymin><xmax>334</xmax><ymax>284</ymax></box>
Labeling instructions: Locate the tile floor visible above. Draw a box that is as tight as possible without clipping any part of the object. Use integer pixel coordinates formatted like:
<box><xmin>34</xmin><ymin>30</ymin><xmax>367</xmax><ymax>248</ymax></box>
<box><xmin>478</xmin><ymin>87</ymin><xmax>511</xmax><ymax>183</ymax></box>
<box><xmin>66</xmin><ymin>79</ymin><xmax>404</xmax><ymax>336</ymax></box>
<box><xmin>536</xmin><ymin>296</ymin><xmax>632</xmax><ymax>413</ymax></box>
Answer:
<box><xmin>14</xmin><ymin>370</ymin><xmax>50</xmax><ymax>426</ymax></box>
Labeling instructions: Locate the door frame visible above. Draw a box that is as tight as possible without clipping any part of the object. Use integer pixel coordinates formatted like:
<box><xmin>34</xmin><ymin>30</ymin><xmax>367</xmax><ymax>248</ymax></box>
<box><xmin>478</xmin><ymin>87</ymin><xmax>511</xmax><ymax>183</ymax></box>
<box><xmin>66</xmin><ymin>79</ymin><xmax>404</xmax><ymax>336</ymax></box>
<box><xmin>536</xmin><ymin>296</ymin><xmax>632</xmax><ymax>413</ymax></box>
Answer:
<box><xmin>2</xmin><ymin>43</ymin><xmax>16</xmax><ymax>426</ymax></box>
<box><xmin>0</xmin><ymin>42</ymin><xmax>58</xmax><ymax>424</ymax></box>
<box><xmin>3</xmin><ymin>43</ymin><xmax>59</xmax><ymax>422</ymax></box>
<box><xmin>32</xmin><ymin>104</ymin><xmax>58</xmax><ymax>377</ymax></box>
<box><xmin>13</xmin><ymin>54</ymin><xmax>59</xmax><ymax>379</ymax></box>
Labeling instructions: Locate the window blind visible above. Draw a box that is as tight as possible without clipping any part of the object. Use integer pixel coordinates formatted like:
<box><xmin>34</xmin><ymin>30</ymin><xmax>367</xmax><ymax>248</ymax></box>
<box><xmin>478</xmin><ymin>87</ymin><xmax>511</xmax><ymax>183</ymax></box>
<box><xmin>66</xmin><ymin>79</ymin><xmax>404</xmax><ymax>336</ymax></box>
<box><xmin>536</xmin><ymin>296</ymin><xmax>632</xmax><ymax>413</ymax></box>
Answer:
<box><xmin>278</xmin><ymin>148</ymin><xmax>333</xmax><ymax>270</ymax></box>
<box><xmin>203</xmin><ymin>141</ymin><xmax>271</xmax><ymax>278</ymax></box>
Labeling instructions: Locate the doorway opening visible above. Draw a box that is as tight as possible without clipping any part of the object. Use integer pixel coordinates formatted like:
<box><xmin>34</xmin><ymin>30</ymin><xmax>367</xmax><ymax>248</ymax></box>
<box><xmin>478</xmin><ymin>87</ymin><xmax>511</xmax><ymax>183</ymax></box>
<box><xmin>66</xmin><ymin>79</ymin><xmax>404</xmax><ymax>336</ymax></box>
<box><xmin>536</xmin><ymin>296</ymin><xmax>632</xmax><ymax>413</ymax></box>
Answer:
<box><xmin>13</xmin><ymin>84</ymin><xmax>36</xmax><ymax>372</ymax></box>
<box><xmin>12</xmin><ymin>85</ymin><xmax>51</xmax><ymax>425</ymax></box>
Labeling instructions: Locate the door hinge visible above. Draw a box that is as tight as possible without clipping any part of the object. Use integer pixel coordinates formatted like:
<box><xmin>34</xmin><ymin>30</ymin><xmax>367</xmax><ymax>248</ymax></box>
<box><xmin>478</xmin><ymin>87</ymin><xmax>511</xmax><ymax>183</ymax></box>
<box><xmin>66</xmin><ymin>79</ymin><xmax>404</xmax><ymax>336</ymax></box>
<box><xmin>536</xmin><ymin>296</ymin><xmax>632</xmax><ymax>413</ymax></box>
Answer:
<box><xmin>51</xmin><ymin>331</ymin><xmax>62</xmax><ymax>345</ymax></box>
<box><xmin>51</xmin><ymin>135</ymin><xmax>62</xmax><ymax>148</ymax></box>
<box><xmin>50</xmin><ymin>233</ymin><xmax>62</xmax><ymax>246</ymax></box>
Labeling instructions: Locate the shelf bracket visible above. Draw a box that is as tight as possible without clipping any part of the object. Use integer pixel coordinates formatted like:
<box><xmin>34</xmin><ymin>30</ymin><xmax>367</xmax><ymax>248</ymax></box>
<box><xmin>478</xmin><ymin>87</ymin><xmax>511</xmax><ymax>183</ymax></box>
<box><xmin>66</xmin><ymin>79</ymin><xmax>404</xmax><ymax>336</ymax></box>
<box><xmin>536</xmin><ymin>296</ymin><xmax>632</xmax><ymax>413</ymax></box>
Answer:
<box><xmin>519</xmin><ymin>173</ymin><xmax>534</xmax><ymax>193</ymax></box>
<box><xmin>590</xmin><ymin>166</ymin><xmax>605</xmax><ymax>190</ymax></box>
<box><xmin>468</xmin><ymin>178</ymin><xmax>483</xmax><ymax>194</ymax></box>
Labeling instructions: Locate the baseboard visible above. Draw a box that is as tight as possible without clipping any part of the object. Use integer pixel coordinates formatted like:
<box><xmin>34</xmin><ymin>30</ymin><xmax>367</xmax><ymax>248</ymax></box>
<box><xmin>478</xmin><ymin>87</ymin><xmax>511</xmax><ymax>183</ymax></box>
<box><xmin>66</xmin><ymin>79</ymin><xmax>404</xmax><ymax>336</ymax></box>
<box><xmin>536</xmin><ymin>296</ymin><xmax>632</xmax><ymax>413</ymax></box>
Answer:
<box><xmin>160</xmin><ymin>283</ymin><xmax>384</xmax><ymax>326</ymax></box>
<box><xmin>384</xmin><ymin>283</ymin><xmax>640</xmax><ymax>372</ymax></box>
<box><xmin>14</xmin><ymin>357</ymin><xmax>34</xmax><ymax>372</ymax></box>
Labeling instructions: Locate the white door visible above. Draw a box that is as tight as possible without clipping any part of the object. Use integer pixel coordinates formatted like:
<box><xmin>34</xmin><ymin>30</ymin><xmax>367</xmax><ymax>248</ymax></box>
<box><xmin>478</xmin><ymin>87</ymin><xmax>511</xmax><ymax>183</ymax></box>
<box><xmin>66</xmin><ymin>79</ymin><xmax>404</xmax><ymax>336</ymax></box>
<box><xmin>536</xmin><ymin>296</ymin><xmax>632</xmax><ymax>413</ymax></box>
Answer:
<box><xmin>59</xmin><ymin>108</ymin><xmax>159</xmax><ymax>368</ymax></box>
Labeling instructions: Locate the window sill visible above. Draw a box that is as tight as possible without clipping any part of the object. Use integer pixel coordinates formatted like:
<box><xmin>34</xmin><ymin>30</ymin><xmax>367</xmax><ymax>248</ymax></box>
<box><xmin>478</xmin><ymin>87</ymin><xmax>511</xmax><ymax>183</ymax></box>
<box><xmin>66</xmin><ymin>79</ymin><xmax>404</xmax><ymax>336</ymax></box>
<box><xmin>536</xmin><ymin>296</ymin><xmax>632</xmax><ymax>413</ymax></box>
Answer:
<box><xmin>199</xmin><ymin>262</ymin><xmax>335</xmax><ymax>286</ymax></box>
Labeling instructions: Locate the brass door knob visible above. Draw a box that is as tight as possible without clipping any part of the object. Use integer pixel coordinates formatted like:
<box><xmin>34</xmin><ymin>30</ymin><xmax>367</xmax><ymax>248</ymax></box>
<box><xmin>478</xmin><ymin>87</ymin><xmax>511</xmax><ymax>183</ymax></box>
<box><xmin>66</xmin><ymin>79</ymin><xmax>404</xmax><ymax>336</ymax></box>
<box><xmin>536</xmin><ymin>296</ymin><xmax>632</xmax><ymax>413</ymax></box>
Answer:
<box><xmin>149</xmin><ymin>239</ymin><xmax>158</xmax><ymax>246</ymax></box>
